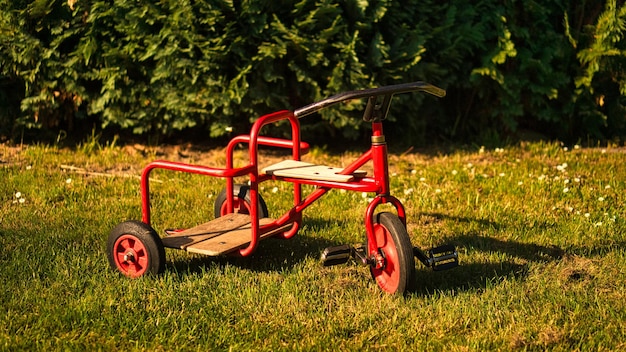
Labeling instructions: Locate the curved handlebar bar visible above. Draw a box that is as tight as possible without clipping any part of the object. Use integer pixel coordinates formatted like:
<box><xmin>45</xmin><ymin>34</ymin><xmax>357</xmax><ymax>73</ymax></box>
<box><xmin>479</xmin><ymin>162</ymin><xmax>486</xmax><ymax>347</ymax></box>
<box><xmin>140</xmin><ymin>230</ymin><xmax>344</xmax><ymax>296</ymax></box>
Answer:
<box><xmin>293</xmin><ymin>81</ymin><xmax>445</xmax><ymax>119</ymax></box>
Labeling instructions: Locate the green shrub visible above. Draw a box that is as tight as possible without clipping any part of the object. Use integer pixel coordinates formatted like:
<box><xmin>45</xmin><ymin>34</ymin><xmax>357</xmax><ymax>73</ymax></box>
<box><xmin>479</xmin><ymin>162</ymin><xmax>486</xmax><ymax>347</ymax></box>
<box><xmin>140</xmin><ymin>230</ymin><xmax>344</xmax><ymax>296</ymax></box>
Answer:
<box><xmin>463</xmin><ymin>0</ymin><xmax>626</xmax><ymax>143</ymax></box>
<box><xmin>1</xmin><ymin>0</ymin><xmax>625</xmax><ymax>145</ymax></box>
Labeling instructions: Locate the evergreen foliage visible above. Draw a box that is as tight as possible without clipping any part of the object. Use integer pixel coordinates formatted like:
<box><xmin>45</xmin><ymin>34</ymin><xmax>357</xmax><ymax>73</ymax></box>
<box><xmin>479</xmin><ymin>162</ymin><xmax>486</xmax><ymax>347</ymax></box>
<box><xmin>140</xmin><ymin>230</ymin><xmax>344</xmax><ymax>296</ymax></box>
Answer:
<box><xmin>1</xmin><ymin>0</ymin><xmax>625</xmax><ymax>144</ymax></box>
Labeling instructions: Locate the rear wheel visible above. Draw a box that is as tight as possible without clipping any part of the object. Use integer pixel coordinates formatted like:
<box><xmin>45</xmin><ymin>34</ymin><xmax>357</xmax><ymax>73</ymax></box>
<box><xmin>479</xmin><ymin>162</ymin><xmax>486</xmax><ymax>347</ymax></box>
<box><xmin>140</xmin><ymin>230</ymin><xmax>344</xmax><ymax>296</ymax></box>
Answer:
<box><xmin>369</xmin><ymin>212</ymin><xmax>416</xmax><ymax>295</ymax></box>
<box><xmin>107</xmin><ymin>221</ymin><xmax>165</xmax><ymax>278</ymax></box>
<box><xmin>213</xmin><ymin>184</ymin><xmax>269</xmax><ymax>218</ymax></box>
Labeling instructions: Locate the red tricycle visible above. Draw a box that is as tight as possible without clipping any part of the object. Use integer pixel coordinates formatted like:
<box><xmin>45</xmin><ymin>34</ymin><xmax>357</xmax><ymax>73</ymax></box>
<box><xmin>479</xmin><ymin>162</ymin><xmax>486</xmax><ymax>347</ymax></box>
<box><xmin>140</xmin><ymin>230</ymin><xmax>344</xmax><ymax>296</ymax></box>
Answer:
<box><xmin>106</xmin><ymin>81</ymin><xmax>458</xmax><ymax>295</ymax></box>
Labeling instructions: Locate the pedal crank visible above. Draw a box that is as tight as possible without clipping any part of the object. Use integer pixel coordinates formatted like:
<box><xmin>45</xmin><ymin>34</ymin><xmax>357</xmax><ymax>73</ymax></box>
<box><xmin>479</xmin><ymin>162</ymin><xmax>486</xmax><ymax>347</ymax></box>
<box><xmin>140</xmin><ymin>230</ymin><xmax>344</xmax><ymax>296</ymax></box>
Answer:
<box><xmin>414</xmin><ymin>244</ymin><xmax>459</xmax><ymax>271</ymax></box>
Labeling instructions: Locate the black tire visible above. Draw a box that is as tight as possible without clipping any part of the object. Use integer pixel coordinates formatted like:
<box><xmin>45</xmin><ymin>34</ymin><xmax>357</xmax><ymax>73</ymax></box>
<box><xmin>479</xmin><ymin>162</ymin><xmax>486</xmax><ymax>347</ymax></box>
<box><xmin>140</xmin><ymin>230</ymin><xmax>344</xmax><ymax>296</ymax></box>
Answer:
<box><xmin>107</xmin><ymin>220</ymin><xmax>165</xmax><ymax>277</ymax></box>
<box><xmin>369</xmin><ymin>212</ymin><xmax>416</xmax><ymax>295</ymax></box>
<box><xmin>213</xmin><ymin>184</ymin><xmax>269</xmax><ymax>219</ymax></box>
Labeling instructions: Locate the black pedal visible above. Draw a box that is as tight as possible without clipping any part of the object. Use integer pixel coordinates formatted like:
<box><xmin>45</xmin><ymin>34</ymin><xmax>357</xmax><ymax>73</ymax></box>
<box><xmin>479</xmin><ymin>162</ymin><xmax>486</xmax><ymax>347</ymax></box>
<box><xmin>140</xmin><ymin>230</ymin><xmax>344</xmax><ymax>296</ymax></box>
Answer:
<box><xmin>321</xmin><ymin>245</ymin><xmax>353</xmax><ymax>267</ymax></box>
<box><xmin>428</xmin><ymin>244</ymin><xmax>459</xmax><ymax>271</ymax></box>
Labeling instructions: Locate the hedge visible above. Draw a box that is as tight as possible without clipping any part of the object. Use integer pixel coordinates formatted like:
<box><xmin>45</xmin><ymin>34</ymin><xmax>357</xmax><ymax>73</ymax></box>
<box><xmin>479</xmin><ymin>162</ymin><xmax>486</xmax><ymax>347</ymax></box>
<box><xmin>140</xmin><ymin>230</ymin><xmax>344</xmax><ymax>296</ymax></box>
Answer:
<box><xmin>1</xmin><ymin>0</ymin><xmax>625</xmax><ymax>145</ymax></box>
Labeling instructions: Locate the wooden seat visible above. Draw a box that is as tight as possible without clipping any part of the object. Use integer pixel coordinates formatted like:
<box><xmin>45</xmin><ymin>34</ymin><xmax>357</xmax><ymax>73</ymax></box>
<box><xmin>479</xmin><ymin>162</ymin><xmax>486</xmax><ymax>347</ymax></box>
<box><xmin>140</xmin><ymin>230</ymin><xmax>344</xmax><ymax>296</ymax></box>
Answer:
<box><xmin>262</xmin><ymin>160</ymin><xmax>366</xmax><ymax>182</ymax></box>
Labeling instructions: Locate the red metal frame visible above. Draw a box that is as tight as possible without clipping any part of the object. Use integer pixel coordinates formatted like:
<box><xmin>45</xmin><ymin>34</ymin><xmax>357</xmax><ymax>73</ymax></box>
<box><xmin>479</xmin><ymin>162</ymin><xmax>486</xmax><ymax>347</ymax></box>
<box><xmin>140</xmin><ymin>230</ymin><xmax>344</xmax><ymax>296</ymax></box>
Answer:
<box><xmin>138</xmin><ymin>82</ymin><xmax>446</xmax><ymax>261</ymax></box>
<box><xmin>139</xmin><ymin>110</ymin><xmax>402</xmax><ymax>259</ymax></box>
<box><xmin>101</xmin><ymin>81</ymin><xmax>459</xmax><ymax>296</ymax></box>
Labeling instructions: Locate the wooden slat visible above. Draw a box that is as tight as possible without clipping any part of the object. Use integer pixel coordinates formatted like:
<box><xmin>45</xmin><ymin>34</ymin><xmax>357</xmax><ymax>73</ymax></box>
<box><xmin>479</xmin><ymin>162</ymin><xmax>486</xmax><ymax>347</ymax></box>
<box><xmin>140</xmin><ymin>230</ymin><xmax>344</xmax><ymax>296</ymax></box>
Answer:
<box><xmin>262</xmin><ymin>160</ymin><xmax>366</xmax><ymax>182</ymax></box>
<box><xmin>162</xmin><ymin>213</ymin><xmax>252</xmax><ymax>250</ymax></box>
<box><xmin>185</xmin><ymin>222</ymin><xmax>292</xmax><ymax>256</ymax></box>
<box><xmin>162</xmin><ymin>214</ymin><xmax>293</xmax><ymax>256</ymax></box>
<box><xmin>177</xmin><ymin>213</ymin><xmax>250</xmax><ymax>237</ymax></box>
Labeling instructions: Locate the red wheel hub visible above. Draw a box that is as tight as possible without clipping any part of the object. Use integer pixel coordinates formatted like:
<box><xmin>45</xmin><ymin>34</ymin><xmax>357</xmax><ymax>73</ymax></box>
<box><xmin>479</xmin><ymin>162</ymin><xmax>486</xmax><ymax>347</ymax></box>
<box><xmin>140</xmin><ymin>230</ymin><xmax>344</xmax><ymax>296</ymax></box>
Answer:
<box><xmin>113</xmin><ymin>234</ymin><xmax>149</xmax><ymax>278</ymax></box>
<box><xmin>370</xmin><ymin>223</ymin><xmax>400</xmax><ymax>293</ymax></box>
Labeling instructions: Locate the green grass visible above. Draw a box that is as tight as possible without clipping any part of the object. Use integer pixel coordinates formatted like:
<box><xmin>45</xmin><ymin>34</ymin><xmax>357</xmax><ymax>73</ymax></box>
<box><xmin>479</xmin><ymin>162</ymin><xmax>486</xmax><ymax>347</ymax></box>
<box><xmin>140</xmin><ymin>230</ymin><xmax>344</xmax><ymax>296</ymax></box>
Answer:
<box><xmin>1</xmin><ymin>141</ymin><xmax>625</xmax><ymax>351</ymax></box>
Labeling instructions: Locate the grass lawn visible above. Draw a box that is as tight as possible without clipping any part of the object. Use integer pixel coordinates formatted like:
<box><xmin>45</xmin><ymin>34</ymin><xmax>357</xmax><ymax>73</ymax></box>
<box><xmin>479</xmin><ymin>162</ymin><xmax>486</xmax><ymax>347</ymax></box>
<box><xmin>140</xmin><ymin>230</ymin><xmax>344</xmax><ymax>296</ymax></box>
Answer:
<box><xmin>1</xmin><ymin>141</ymin><xmax>625</xmax><ymax>351</ymax></box>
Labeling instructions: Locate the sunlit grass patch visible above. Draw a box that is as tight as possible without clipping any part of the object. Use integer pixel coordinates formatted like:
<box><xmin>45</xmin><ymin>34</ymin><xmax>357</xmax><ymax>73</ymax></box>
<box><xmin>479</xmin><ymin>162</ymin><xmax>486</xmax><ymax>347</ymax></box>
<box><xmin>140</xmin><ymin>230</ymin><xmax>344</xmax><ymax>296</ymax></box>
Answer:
<box><xmin>1</xmin><ymin>141</ymin><xmax>625</xmax><ymax>350</ymax></box>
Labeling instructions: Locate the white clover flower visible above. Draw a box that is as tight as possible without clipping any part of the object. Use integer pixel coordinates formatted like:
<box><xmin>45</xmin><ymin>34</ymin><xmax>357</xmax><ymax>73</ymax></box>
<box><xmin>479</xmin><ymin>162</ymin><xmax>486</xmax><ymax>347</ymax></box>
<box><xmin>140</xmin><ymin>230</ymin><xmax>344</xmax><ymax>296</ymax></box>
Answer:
<box><xmin>538</xmin><ymin>175</ymin><xmax>546</xmax><ymax>181</ymax></box>
<box><xmin>410</xmin><ymin>169</ymin><xmax>417</xmax><ymax>175</ymax></box>
<box><xmin>574</xmin><ymin>177</ymin><xmax>581</xmax><ymax>183</ymax></box>
<box><xmin>451</xmin><ymin>170</ymin><xmax>458</xmax><ymax>175</ymax></box>
<box><xmin>563</xmin><ymin>147</ymin><xmax>569</xmax><ymax>152</ymax></box>
<box><xmin>601</xmin><ymin>149</ymin><xmax>607</xmax><ymax>154</ymax></box>
<box><xmin>403</xmin><ymin>188</ymin><xmax>414</xmax><ymax>195</ymax></box>
<box><xmin>574</xmin><ymin>144</ymin><xmax>581</xmax><ymax>150</ymax></box>
<box><xmin>584</xmin><ymin>213</ymin><xmax>590</xmax><ymax>218</ymax></box>
<box><xmin>479</xmin><ymin>146</ymin><xmax>485</xmax><ymax>153</ymax></box>
<box><xmin>518</xmin><ymin>181</ymin><xmax>523</xmax><ymax>186</ymax></box>
<box><xmin>19</xmin><ymin>198</ymin><xmax>26</xmax><ymax>204</ymax></box>
<box><xmin>26</xmin><ymin>165</ymin><xmax>32</xmax><ymax>170</ymax></box>
<box><xmin>435</xmin><ymin>189</ymin><xmax>442</xmax><ymax>194</ymax></box>
<box><xmin>499</xmin><ymin>173</ymin><xmax>506</xmax><ymax>177</ymax></box>
<box><xmin>66</xmin><ymin>178</ymin><xmax>72</xmax><ymax>184</ymax></box>
<box><xmin>272</xmin><ymin>187</ymin><xmax>279</xmax><ymax>193</ymax></box>
<box><xmin>594</xmin><ymin>222</ymin><xmax>603</xmax><ymax>227</ymax></box>
<box><xmin>361</xmin><ymin>192</ymin><xmax>368</xmax><ymax>198</ymax></box>
<box><xmin>564</xmin><ymin>179</ymin><xmax>570</xmax><ymax>184</ymax></box>
<box><xmin>225</xmin><ymin>126</ymin><xmax>233</xmax><ymax>132</ymax></box>
<box><xmin>563</xmin><ymin>187</ymin><xmax>569</xmax><ymax>193</ymax></box>
<box><xmin>598</xmin><ymin>197</ymin><xmax>605</xmax><ymax>202</ymax></box>
<box><xmin>419</xmin><ymin>177</ymin><xmax>426</xmax><ymax>182</ymax></box>
<box><xmin>15</xmin><ymin>192</ymin><xmax>22</xmax><ymax>199</ymax></box>
<box><xmin>605</xmin><ymin>185</ymin><xmax>611</xmax><ymax>190</ymax></box>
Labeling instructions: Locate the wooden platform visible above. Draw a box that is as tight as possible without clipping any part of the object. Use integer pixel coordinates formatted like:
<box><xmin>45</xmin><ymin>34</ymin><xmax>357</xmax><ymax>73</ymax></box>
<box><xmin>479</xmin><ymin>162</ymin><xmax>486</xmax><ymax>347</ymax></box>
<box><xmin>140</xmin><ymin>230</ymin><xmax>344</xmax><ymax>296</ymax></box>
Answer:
<box><xmin>161</xmin><ymin>213</ymin><xmax>290</xmax><ymax>256</ymax></box>
<box><xmin>262</xmin><ymin>160</ymin><xmax>366</xmax><ymax>182</ymax></box>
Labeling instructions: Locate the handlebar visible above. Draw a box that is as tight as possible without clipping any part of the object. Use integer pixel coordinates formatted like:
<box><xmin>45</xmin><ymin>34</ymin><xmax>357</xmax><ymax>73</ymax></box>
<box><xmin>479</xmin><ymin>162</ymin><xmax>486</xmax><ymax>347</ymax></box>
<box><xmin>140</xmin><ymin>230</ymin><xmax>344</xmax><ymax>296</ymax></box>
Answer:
<box><xmin>293</xmin><ymin>81</ymin><xmax>445</xmax><ymax>119</ymax></box>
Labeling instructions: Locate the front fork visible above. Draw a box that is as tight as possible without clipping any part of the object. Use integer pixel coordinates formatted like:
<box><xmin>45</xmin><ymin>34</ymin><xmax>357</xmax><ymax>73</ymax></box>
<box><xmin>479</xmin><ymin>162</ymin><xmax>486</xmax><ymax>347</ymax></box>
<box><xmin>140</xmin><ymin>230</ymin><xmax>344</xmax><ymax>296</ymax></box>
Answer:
<box><xmin>364</xmin><ymin>122</ymin><xmax>402</xmax><ymax>269</ymax></box>
<box><xmin>364</xmin><ymin>194</ymin><xmax>406</xmax><ymax>270</ymax></box>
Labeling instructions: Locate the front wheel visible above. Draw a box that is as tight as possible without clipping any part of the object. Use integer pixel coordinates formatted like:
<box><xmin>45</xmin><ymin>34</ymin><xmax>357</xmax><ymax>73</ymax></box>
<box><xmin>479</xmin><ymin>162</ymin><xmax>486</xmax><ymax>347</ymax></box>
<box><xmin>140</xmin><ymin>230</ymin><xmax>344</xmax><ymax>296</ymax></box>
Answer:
<box><xmin>369</xmin><ymin>212</ymin><xmax>416</xmax><ymax>295</ymax></box>
<box><xmin>107</xmin><ymin>221</ymin><xmax>165</xmax><ymax>278</ymax></box>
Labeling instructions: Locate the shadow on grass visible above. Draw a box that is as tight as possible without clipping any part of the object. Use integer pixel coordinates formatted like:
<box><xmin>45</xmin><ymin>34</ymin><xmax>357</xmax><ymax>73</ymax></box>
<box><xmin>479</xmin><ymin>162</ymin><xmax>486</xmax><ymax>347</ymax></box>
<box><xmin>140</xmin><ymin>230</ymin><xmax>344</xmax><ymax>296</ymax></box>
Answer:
<box><xmin>407</xmin><ymin>212</ymin><xmax>626</xmax><ymax>296</ymax></box>
<box><xmin>165</xmin><ymin>211</ymin><xmax>620</xmax><ymax>296</ymax></box>
<box><xmin>407</xmin><ymin>211</ymin><xmax>565</xmax><ymax>295</ymax></box>
<box><xmin>410</xmin><ymin>232</ymin><xmax>565</xmax><ymax>296</ymax></box>
<box><xmin>410</xmin><ymin>239</ymin><xmax>626</xmax><ymax>297</ymax></box>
